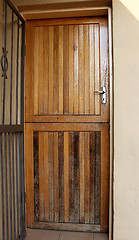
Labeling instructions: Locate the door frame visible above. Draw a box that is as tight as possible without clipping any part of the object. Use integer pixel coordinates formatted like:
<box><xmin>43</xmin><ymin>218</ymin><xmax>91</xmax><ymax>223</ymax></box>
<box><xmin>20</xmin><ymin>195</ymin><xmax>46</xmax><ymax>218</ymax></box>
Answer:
<box><xmin>23</xmin><ymin>5</ymin><xmax>113</xmax><ymax>240</ymax></box>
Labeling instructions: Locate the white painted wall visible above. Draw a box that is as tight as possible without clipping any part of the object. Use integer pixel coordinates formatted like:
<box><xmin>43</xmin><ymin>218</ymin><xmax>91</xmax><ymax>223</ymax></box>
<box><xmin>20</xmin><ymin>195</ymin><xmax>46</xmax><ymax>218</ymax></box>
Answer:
<box><xmin>113</xmin><ymin>0</ymin><xmax>139</xmax><ymax>239</ymax></box>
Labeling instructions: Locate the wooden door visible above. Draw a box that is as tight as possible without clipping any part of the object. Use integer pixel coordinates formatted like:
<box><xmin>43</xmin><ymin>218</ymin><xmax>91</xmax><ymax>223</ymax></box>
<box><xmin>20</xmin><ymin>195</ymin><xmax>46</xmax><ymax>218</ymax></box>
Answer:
<box><xmin>25</xmin><ymin>17</ymin><xmax>109</xmax><ymax>232</ymax></box>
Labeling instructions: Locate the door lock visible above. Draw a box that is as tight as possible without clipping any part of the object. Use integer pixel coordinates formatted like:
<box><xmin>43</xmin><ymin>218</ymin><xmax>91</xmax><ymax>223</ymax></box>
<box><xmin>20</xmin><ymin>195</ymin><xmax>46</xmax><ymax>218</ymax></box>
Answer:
<box><xmin>95</xmin><ymin>87</ymin><xmax>106</xmax><ymax>104</ymax></box>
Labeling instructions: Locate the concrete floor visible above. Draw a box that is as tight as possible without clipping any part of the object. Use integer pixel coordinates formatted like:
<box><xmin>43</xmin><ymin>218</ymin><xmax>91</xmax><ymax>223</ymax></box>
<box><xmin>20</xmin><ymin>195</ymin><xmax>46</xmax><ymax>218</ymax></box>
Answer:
<box><xmin>25</xmin><ymin>229</ymin><xmax>108</xmax><ymax>240</ymax></box>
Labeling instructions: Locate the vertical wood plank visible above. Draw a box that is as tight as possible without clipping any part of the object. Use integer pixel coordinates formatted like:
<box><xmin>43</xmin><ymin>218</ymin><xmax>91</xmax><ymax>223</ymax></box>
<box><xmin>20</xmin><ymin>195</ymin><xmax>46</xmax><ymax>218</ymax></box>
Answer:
<box><xmin>78</xmin><ymin>25</ymin><xmax>84</xmax><ymax>115</ymax></box>
<box><xmin>69</xmin><ymin>132</ymin><xmax>74</xmax><ymax>223</ymax></box>
<box><xmin>58</xmin><ymin>132</ymin><xmax>64</xmax><ymax>222</ymax></box>
<box><xmin>53</xmin><ymin>26</ymin><xmax>59</xmax><ymax>114</ymax></box>
<box><xmin>33</xmin><ymin>132</ymin><xmax>39</xmax><ymax>222</ymax></box>
<box><xmin>38</xmin><ymin>28</ymin><xmax>44</xmax><ymax>115</ymax></box>
<box><xmin>94</xmin><ymin>132</ymin><xmax>101</xmax><ymax>224</ymax></box>
<box><xmin>90</xmin><ymin>132</ymin><xmax>95</xmax><ymax>223</ymax></box>
<box><xmin>59</xmin><ymin>26</ymin><xmax>63</xmax><ymax>115</ymax></box>
<box><xmin>54</xmin><ymin>132</ymin><xmax>59</xmax><ymax>222</ymax></box>
<box><xmin>48</xmin><ymin>132</ymin><xmax>54</xmax><ymax>221</ymax></box>
<box><xmin>69</xmin><ymin>25</ymin><xmax>74</xmax><ymax>115</ymax></box>
<box><xmin>79</xmin><ymin>132</ymin><xmax>85</xmax><ymax>223</ymax></box>
<box><xmin>84</xmin><ymin>132</ymin><xmax>90</xmax><ymax>223</ymax></box>
<box><xmin>39</xmin><ymin>132</ymin><xmax>44</xmax><ymax>221</ymax></box>
<box><xmin>25</xmin><ymin>22</ymin><xmax>34</xmax><ymax>122</ymax></box>
<box><xmin>100</xmin><ymin>127</ymin><xmax>109</xmax><ymax>231</ymax></box>
<box><xmin>43</xmin><ymin>132</ymin><xmax>49</xmax><ymax>222</ymax></box>
<box><xmin>25</xmin><ymin>125</ymin><xmax>34</xmax><ymax>226</ymax></box>
<box><xmin>63</xmin><ymin>26</ymin><xmax>69</xmax><ymax>115</ymax></box>
<box><xmin>49</xmin><ymin>26</ymin><xmax>54</xmax><ymax>114</ymax></box>
<box><xmin>34</xmin><ymin>28</ymin><xmax>39</xmax><ymax>115</ymax></box>
<box><xmin>84</xmin><ymin>25</ymin><xmax>90</xmax><ymax>114</ymax></box>
<box><xmin>74</xmin><ymin>132</ymin><xmax>79</xmax><ymax>223</ymax></box>
<box><xmin>73</xmin><ymin>25</ymin><xmax>78</xmax><ymax>115</ymax></box>
<box><xmin>64</xmin><ymin>132</ymin><xmax>69</xmax><ymax>222</ymax></box>
<box><xmin>94</xmin><ymin>24</ymin><xmax>101</xmax><ymax>115</ymax></box>
<box><xmin>89</xmin><ymin>25</ymin><xmax>95</xmax><ymax>115</ymax></box>
<box><xmin>43</xmin><ymin>27</ymin><xmax>49</xmax><ymax>115</ymax></box>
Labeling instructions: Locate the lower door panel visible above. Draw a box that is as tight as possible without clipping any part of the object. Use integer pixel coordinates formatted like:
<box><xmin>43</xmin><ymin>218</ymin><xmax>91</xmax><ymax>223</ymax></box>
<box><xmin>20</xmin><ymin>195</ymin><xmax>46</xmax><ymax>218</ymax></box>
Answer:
<box><xmin>25</xmin><ymin>123</ymin><xmax>109</xmax><ymax>232</ymax></box>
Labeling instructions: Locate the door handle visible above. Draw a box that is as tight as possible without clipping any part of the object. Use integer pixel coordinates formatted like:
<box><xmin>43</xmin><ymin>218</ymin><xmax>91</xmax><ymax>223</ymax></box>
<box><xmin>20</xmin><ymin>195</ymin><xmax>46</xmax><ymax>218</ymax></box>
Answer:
<box><xmin>95</xmin><ymin>87</ymin><xmax>106</xmax><ymax>104</ymax></box>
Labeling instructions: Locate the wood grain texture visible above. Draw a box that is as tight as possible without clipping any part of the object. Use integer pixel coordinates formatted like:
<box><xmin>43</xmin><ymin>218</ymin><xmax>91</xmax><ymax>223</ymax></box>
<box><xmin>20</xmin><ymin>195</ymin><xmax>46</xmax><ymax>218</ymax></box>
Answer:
<box><xmin>39</xmin><ymin>132</ymin><xmax>44</xmax><ymax>221</ymax></box>
<box><xmin>69</xmin><ymin>26</ymin><xmax>74</xmax><ymax>115</ymax></box>
<box><xmin>59</xmin><ymin>26</ymin><xmax>63</xmax><ymax>115</ymax></box>
<box><xmin>79</xmin><ymin>132</ymin><xmax>85</xmax><ymax>223</ymax></box>
<box><xmin>48</xmin><ymin>27</ymin><xmax>54</xmax><ymax>115</ymax></box>
<box><xmin>25</xmin><ymin>17</ymin><xmax>109</xmax><ymax>122</ymax></box>
<box><xmin>43</xmin><ymin>132</ymin><xmax>49</xmax><ymax>222</ymax></box>
<box><xmin>43</xmin><ymin>28</ymin><xmax>49</xmax><ymax>115</ymax></box>
<box><xmin>94</xmin><ymin>24</ymin><xmax>101</xmax><ymax>115</ymax></box>
<box><xmin>48</xmin><ymin>132</ymin><xmax>54</xmax><ymax>222</ymax></box>
<box><xmin>25</xmin><ymin>125</ymin><xmax>109</xmax><ymax>232</ymax></box>
<box><xmin>53</xmin><ymin>133</ymin><xmax>59</xmax><ymax>222</ymax></box>
<box><xmin>25</xmin><ymin>16</ymin><xmax>109</xmax><ymax>233</ymax></box>
<box><xmin>73</xmin><ymin>26</ymin><xmax>78</xmax><ymax>115</ymax></box>
<box><xmin>64</xmin><ymin>132</ymin><xmax>69</xmax><ymax>222</ymax></box>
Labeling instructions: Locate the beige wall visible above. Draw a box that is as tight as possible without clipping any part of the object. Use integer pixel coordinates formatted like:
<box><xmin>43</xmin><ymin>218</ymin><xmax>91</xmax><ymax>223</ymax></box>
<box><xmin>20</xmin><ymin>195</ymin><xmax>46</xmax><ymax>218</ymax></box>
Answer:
<box><xmin>113</xmin><ymin>0</ymin><xmax>139</xmax><ymax>239</ymax></box>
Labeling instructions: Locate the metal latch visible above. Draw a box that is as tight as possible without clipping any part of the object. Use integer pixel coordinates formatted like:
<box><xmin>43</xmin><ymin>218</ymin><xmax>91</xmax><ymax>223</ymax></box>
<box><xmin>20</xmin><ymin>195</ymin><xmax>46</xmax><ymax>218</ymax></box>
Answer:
<box><xmin>95</xmin><ymin>86</ymin><xmax>106</xmax><ymax>104</ymax></box>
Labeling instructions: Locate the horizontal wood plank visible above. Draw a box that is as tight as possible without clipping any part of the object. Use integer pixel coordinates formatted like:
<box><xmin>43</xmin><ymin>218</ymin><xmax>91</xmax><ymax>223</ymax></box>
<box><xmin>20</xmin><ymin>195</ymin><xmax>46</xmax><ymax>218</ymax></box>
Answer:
<box><xmin>28</xmin><ymin>222</ymin><xmax>101</xmax><ymax>232</ymax></box>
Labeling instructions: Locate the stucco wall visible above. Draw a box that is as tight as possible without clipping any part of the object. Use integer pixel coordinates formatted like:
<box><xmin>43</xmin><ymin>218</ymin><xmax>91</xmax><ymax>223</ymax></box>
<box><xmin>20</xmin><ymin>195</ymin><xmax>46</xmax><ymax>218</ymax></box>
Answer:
<box><xmin>113</xmin><ymin>0</ymin><xmax>139</xmax><ymax>240</ymax></box>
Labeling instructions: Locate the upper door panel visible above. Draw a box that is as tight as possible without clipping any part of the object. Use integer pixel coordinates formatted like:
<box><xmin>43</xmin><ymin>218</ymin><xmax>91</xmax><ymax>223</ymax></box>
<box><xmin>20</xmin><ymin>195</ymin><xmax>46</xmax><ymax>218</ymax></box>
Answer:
<box><xmin>25</xmin><ymin>17</ymin><xmax>109</xmax><ymax>122</ymax></box>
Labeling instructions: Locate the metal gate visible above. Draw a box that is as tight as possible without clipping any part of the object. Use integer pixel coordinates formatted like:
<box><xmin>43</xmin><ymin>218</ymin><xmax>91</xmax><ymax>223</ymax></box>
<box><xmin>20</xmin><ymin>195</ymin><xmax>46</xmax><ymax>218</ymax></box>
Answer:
<box><xmin>0</xmin><ymin>0</ymin><xmax>25</xmax><ymax>239</ymax></box>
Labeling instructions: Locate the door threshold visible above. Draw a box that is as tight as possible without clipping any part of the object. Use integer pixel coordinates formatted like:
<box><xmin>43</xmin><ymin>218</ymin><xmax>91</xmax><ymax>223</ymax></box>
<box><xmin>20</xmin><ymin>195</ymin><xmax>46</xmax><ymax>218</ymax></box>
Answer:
<box><xmin>25</xmin><ymin>228</ymin><xmax>108</xmax><ymax>240</ymax></box>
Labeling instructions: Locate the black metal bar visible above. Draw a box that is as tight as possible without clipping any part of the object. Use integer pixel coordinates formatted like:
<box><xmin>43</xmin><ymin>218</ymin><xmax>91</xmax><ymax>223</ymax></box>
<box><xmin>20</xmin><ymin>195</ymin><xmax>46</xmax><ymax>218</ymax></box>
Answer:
<box><xmin>10</xmin><ymin>10</ymin><xmax>13</xmax><ymax>125</ymax></box>
<box><xmin>15</xmin><ymin>133</ymin><xmax>19</xmax><ymax>239</ymax></box>
<box><xmin>1</xmin><ymin>2</ymin><xmax>26</xmax><ymax>239</ymax></box>
<box><xmin>0</xmin><ymin>124</ymin><xmax>24</xmax><ymax>133</ymax></box>
<box><xmin>16</xmin><ymin>19</ymin><xmax>19</xmax><ymax>124</ymax></box>
<box><xmin>4</xmin><ymin>133</ymin><xmax>9</xmax><ymax>239</ymax></box>
<box><xmin>2</xmin><ymin>1</ymin><xmax>7</xmax><ymax>124</ymax></box>
<box><xmin>12</xmin><ymin>133</ymin><xmax>16</xmax><ymax>239</ymax></box>
<box><xmin>6</xmin><ymin>0</ymin><xmax>25</xmax><ymax>24</ymax></box>
<box><xmin>8</xmin><ymin>133</ymin><xmax>12</xmax><ymax>240</ymax></box>
<box><xmin>19</xmin><ymin>132</ymin><xmax>22</xmax><ymax>236</ymax></box>
<box><xmin>0</xmin><ymin>134</ymin><xmax>4</xmax><ymax>240</ymax></box>
<box><xmin>21</xmin><ymin>23</ymin><xmax>25</xmax><ymax>124</ymax></box>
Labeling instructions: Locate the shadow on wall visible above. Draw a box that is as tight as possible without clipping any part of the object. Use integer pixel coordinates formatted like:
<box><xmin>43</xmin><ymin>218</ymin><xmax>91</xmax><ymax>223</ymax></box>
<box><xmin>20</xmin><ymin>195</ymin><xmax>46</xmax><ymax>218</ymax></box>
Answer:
<box><xmin>113</xmin><ymin>1</ymin><xmax>139</xmax><ymax>240</ymax></box>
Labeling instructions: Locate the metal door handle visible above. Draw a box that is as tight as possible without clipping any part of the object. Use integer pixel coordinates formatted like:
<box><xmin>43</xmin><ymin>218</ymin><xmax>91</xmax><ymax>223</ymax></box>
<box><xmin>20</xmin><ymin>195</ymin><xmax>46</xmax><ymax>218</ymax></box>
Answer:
<box><xmin>95</xmin><ymin>90</ymin><xmax>104</xmax><ymax>94</ymax></box>
<box><xmin>95</xmin><ymin>87</ymin><xmax>106</xmax><ymax>104</ymax></box>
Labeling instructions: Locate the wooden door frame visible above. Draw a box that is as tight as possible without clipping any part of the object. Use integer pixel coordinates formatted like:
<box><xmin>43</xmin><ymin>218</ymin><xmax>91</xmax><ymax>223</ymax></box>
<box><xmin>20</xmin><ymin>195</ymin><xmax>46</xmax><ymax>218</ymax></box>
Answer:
<box><xmin>23</xmin><ymin>6</ymin><xmax>113</xmax><ymax>240</ymax></box>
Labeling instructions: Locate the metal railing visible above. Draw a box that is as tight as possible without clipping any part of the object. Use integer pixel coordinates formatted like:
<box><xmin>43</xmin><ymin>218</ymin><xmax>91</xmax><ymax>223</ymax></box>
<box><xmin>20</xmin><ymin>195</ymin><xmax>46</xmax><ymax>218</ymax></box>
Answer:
<box><xmin>0</xmin><ymin>0</ymin><xmax>26</xmax><ymax>239</ymax></box>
